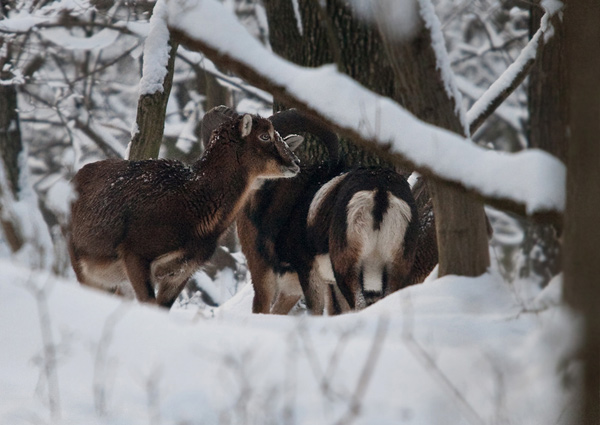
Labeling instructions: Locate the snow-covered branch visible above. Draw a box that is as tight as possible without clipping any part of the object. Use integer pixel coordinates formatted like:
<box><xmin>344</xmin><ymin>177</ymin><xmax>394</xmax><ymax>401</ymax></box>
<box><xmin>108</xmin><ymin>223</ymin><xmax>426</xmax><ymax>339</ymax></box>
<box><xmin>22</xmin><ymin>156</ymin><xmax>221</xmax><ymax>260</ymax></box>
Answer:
<box><xmin>466</xmin><ymin>14</ymin><xmax>551</xmax><ymax>134</ymax></box>
<box><xmin>165</xmin><ymin>0</ymin><xmax>564</xmax><ymax>223</ymax></box>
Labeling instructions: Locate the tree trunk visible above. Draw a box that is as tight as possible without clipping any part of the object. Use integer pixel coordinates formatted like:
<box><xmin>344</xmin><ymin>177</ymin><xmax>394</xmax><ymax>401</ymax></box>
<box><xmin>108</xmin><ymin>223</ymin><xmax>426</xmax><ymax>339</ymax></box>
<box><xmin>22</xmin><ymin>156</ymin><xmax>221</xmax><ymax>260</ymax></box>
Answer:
<box><xmin>0</xmin><ymin>64</ymin><xmax>25</xmax><ymax>252</ymax></box>
<box><xmin>263</xmin><ymin>0</ymin><xmax>394</xmax><ymax>167</ymax></box>
<box><xmin>520</xmin><ymin>5</ymin><xmax>565</xmax><ymax>286</ymax></box>
<box><xmin>128</xmin><ymin>39</ymin><xmax>178</xmax><ymax>160</ymax></box>
<box><xmin>562</xmin><ymin>1</ymin><xmax>600</xmax><ymax>423</ymax></box>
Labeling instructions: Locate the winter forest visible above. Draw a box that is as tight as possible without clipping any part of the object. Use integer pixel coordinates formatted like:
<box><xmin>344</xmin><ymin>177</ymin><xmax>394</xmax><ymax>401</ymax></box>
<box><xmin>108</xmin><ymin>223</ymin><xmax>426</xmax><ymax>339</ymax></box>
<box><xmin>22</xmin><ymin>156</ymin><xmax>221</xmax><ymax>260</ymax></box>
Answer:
<box><xmin>0</xmin><ymin>0</ymin><xmax>598</xmax><ymax>423</ymax></box>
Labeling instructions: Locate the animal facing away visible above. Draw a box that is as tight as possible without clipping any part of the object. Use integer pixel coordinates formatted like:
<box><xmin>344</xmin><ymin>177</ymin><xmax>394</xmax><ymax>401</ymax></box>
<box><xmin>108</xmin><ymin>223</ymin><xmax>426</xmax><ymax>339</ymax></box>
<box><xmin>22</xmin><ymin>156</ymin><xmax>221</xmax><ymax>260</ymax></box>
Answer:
<box><xmin>306</xmin><ymin>167</ymin><xmax>419</xmax><ymax>314</ymax></box>
<box><xmin>67</xmin><ymin>113</ymin><xmax>300</xmax><ymax>308</ymax></box>
<box><xmin>202</xmin><ymin>106</ymin><xmax>419</xmax><ymax>315</ymax></box>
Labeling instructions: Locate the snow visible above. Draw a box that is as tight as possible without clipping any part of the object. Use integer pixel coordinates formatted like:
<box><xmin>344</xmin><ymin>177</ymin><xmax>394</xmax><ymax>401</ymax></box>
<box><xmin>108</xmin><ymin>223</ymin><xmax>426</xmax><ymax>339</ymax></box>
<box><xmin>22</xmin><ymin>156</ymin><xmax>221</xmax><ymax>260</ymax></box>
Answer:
<box><xmin>0</xmin><ymin>149</ymin><xmax>55</xmax><ymax>271</ymax></box>
<box><xmin>418</xmin><ymin>0</ymin><xmax>468</xmax><ymax>134</ymax></box>
<box><xmin>164</xmin><ymin>0</ymin><xmax>566</xmax><ymax>214</ymax></box>
<box><xmin>291</xmin><ymin>0</ymin><xmax>303</xmax><ymax>36</ymax></box>
<box><xmin>138</xmin><ymin>0</ymin><xmax>172</xmax><ymax>95</ymax></box>
<box><xmin>455</xmin><ymin>76</ymin><xmax>524</xmax><ymax>133</ymax></box>
<box><xmin>541</xmin><ymin>0</ymin><xmax>564</xmax><ymax>16</ymax></box>
<box><xmin>0</xmin><ymin>259</ymin><xmax>578</xmax><ymax>424</ymax></box>
<box><xmin>0</xmin><ymin>0</ymin><xmax>94</xmax><ymax>33</ymax></box>
<box><xmin>466</xmin><ymin>25</ymin><xmax>541</xmax><ymax>131</ymax></box>
<box><xmin>0</xmin><ymin>15</ymin><xmax>48</xmax><ymax>32</ymax></box>
<box><xmin>350</xmin><ymin>0</ymin><xmax>420</xmax><ymax>41</ymax></box>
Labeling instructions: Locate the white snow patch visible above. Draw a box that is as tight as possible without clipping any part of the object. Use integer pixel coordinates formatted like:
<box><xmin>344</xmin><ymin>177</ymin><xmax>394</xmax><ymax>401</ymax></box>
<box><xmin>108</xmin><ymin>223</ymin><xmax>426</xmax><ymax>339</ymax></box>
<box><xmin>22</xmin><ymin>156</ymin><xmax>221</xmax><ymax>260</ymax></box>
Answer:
<box><xmin>418</xmin><ymin>0</ymin><xmax>468</xmax><ymax>134</ymax></box>
<box><xmin>0</xmin><ymin>259</ymin><xmax>578</xmax><ymax>424</ymax></box>
<box><xmin>139</xmin><ymin>0</ymin><xmax>172</xmax><ymax>95</ymax></box>
<box><xmin>467</xmin><ymin>26</ymin><xmax>541</xmax><ymax>130</ymax></box>
<box><xmin>541</xmin><ymin>0</ymin><xmax>564</xmax><ymax>16</ymax></box>
<box><xmin>350</xmin><ymin>0</ymin><xmax>421</xmax><ymax>41</ymax></box>
<box><xmin>0</xmin><ymin>15</ymin><xmax>49</xmax><ymax>32</ymax></box>
<box><xmin>291</xmin><ymin>0</ymin><xmax>303</xmax><ymax>35</ymax></box>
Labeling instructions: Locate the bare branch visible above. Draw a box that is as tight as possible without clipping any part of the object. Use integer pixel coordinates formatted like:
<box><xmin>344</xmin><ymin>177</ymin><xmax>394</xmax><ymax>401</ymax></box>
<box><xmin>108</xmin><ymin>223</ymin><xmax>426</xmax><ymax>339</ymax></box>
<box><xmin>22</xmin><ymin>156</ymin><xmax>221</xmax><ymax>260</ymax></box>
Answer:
<box><xmin>467</xmin><ymin>19</ymin><xmax>549</xmax><ymax>134</ymax></box>
<box><xmin>73</xmin><ymin>118</ymin><xmax>123</xmax><ymax>159</ymax></box>
<box><xmin>401</xmin><ymin>293</ymin><xmax>485</xmax><ymax>425</ymax></box>
<box><xmin>28</xmin><ymin>277</ymin><xmax>62</xmax><ymax>421</ymax></box>
<box><xmin>334</xmin><ymin>317</ymin><xmax>389</xmax><ymax>425</ymax></box>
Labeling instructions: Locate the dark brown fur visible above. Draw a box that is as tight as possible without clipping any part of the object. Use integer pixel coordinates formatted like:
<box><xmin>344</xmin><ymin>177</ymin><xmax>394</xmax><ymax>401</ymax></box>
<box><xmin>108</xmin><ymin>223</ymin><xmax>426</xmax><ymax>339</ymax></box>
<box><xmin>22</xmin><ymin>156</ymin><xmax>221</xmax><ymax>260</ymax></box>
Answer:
<box><xmin>67</xmin><ymin>114</ymin><xmax>299</xmax><ymax>307</ymax></box>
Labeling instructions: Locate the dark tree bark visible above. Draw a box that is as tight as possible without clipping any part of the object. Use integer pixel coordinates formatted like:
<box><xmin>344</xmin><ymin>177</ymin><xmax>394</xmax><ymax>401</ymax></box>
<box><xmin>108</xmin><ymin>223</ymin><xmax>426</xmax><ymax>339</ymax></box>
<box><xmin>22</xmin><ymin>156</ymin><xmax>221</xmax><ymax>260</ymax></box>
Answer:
<box><xmin>522</xmin><ymin>4</ymin><xmax>565</xmax><ymax>285</ymax></box>
<box><xmin>529</xmin><ymin>7</ymin><xmax>567</xmax><ymax>163</ymax></box>
<box><xmin>562</xmin><ymin>1</ymin><xmax>600</xmax><ymax>423</ymax></box>
<box><xmin>0</xmin><ymin>47</ymin><xmax>25</xmax><ymax>252</ymax></box>
<box><xmin>128</xmin><ymin>38</ymin><xmax>178</xmax><ymax>160</ymax></box>
<box><xmin>263</xmin><ymin>0</ymin><xmax>394</xmax><ymax>167</ymax></box>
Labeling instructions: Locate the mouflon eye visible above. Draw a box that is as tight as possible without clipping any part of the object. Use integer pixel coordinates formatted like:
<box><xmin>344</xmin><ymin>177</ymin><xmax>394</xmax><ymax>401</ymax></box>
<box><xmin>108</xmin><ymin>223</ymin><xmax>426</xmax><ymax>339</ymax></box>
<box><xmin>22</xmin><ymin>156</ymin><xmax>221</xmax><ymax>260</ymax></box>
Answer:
<box><xmin>259</xmin><ymin>133</ymin><xmax>271</xmax><ymax>142</ymax></box>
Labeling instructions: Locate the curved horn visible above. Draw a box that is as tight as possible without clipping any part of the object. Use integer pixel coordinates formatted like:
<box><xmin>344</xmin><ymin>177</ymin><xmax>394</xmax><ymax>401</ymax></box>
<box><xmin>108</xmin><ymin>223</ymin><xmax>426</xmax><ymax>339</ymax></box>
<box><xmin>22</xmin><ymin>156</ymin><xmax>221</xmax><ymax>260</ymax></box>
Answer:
<box><xmin>201</xmin><ymin>105</ymin><xmax>238</xmax><ymax>147</ymax></box>
<box><xmin>269</xmin><ymin>109</ymin><xmax>340</xmax><ymax>169</ymax></box>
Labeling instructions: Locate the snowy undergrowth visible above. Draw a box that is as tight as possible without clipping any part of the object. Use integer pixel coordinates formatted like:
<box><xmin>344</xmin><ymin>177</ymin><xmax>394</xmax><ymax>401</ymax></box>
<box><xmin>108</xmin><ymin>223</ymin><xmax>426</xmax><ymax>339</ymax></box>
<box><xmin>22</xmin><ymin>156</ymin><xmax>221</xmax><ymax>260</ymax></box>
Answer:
<box><xmin>0</xmin><ymin>259</ymin><xmax>578</xmax><ymax>425</ymax></box>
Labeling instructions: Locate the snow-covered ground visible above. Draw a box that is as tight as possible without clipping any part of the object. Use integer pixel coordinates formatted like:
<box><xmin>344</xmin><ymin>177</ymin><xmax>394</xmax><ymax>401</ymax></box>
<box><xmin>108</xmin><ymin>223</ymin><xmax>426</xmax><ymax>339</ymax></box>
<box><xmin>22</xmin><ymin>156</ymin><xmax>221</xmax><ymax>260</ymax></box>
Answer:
<box><xmin>0</xmin><ymin>259</ymin><xmax>578</xmax><ymax>425</ymax></box>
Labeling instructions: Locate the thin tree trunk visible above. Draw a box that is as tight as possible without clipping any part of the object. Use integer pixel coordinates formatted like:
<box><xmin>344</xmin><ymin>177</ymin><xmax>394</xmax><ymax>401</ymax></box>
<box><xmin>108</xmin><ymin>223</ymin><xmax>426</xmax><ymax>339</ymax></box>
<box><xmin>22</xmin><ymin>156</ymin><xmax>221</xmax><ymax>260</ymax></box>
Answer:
<box><xmin>128</xmin><ymin>39</ymin><xmax>178</xmax><ymax>160</ymax></box>
<box><xmin>522</xmin><ymin>4</ymin><xmax>565</xmax><ymax>285</ymax></box>
<box><xmin>0</xmin><ymin>65</ymin><xmax>25</xmax><ymax>252</ymax></box>
<box><xmin>562</xmin><ymin>1</ymin><xmax>600</xmax><ymax>423</ymax></box>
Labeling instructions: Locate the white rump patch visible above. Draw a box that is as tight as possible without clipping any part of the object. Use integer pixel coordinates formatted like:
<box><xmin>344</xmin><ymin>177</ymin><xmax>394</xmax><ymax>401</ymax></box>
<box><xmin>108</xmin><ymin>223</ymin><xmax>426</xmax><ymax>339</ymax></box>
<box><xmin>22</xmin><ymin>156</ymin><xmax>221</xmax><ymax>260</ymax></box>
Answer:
<box><xmin>307</xmin><ymin>172</ymin><xmax>348</xmax><ymax>227</ymax></box>
<box><xmin>346</xmin><ymin>191</ymin><xmax>412</xmax><ymax>293</ymax></box>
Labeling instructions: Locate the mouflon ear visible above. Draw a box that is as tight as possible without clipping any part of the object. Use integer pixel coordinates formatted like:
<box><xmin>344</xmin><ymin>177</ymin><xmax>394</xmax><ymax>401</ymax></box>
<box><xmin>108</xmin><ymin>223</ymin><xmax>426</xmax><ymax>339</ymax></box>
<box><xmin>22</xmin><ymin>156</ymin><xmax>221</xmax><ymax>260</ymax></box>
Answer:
<box><xmin>283</xmin><ymin>134</ymin><xmax>304</xmax><ymax>151</ymax></box>
<box><xmin>240</xmin><ymin>114</ymin><xmax>253</xmax><ymax>138</ymax></box>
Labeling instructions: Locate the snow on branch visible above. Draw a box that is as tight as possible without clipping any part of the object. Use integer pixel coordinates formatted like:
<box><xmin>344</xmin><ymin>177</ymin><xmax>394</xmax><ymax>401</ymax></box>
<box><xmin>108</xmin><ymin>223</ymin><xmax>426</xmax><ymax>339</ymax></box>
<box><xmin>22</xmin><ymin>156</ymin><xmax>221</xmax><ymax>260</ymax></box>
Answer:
<box><xmin>467</xmin><ymin>10</ymin><xmax>558</xmax><ymax>134</ymax></box>
<box><xmin>139</xmin><ymin>0</ymin><xmax>172</xmax><ymax>96</ymax></box>
<box><xmin>164</xmin><ymin>0</ymin><xmax>565</xmax><ymax>221</ymax></box>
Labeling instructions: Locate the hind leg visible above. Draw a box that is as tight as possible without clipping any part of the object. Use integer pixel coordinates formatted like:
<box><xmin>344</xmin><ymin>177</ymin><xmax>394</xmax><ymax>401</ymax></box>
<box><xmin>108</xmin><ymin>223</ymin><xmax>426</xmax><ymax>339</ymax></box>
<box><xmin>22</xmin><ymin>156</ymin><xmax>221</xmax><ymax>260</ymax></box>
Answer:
<box><xmin>250</xmin><ymin>266</ymin><xmax>280</xmax><ymax>314</ymax></box>
<box><xmin>329</xmin><ymin>244</ymin><xmax>364</xmax><ymax>310</ymax></box>
<box><xmin>271</xmin><ymin>272</ymin><xmax>303</xmax><ymax>315</ymax></box>
<box><xmin>386</xmin><ymin>253</ymin><xmax>415</xmax><ymax>295</ymax></box>
<box><xmin>122</xmin><ymin>252</ymin><xmax>156</xmax><ymax>304</ymax></box>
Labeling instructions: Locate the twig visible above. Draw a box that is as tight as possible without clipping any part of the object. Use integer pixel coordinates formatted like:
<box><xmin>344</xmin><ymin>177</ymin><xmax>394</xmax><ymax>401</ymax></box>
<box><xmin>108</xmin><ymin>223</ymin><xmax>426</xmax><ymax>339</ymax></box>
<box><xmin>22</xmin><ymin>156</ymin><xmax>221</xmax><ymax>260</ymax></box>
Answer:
<box><xmin>27</xmin><ymin>275</ymin><xmax>62</xmax><ymax>421</ymax></box>
<box><xmin>73</xmin><ymin>118</ymin><xmax>123</xmax><ymax>159</ymax></box>
<box><xmin>334</xmin><ymin>317</ymin><xmax>389</xmax><ymax>425</ymax></box>
<box><xmin>467</xmin><ymin>13</ymin><xmax>551</xmax><ymax>134</ymax></box>
<box><xmin>93</xmin><ymin>303</ymin><xmax>129</xmax><ymax>417</ymax></box>
<box><xmin>401</xmin><ymin>293</ymin><xmax>485</xmax><ymax>425</ymax></box>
